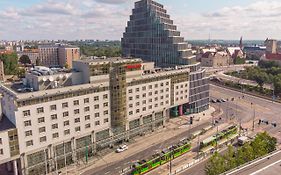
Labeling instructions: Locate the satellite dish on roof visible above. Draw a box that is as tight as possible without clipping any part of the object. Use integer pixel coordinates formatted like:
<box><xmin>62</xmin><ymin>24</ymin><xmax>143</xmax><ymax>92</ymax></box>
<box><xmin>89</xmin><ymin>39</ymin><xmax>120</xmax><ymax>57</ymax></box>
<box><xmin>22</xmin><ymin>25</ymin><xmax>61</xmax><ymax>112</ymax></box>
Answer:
<box><xmin>49</xmin><ymin>76</ymin><xmax>54</xmax><ymax>82</ymax></box>
<box><xmin>42</xmin><ymin>77</ymin><xmax>47</xmax><ymax>82</ymax></box>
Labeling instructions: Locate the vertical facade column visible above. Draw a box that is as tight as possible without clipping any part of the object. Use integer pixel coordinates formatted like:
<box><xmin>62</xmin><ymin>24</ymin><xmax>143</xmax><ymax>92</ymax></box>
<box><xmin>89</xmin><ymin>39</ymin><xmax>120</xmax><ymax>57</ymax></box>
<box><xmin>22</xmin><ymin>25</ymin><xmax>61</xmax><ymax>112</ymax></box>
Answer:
<box><xmin>91</xmin><ymin>131</ymin><xmax>96</xmax><ymax>154</ymax></box>
<box><xmin>13</xmin><ymin>160</ymin><xmax>18</xmax><ymax>175</ymax></box>
<box><xmin>71</xmin><ymin>138</ymin><xmax>77</xmax><ymax>164</ymax></box>
<box><xmin>20</xmin><ymin>154</ymin><xmax>26</xmax><ymax>175</ymax></box>
<box><xmin>152</xmin><ymin>112</ymin><xmax>156</xmax><ymax>131</ymax></box>
<box><xmin>48</xmin><ymin>145</ymin><xmax>53</xmax><ymax>173</ymax></box>
<box><xmin>179</xmin><ymin>105</ymin><xmax>183</xmax><ymax>116</ymax></box>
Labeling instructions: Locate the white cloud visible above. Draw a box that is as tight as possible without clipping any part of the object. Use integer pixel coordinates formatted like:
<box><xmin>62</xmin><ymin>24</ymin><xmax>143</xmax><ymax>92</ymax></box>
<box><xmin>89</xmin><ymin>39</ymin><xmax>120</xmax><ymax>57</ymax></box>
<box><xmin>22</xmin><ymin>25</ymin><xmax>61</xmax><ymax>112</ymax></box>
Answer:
<box><xmin>0</xmin><ymin>0</ymin><xmax>281</xmax><ymax>40</ymax></box>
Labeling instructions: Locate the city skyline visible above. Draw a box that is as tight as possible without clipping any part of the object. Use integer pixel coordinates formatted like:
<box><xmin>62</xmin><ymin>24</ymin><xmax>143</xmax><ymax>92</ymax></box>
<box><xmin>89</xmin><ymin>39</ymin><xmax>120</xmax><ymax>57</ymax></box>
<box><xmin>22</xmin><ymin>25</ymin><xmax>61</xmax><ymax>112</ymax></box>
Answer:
<box><xmin>0</xmin><ymin>0</ymin><xmax>281</xmax><ymax>40</ymax></box>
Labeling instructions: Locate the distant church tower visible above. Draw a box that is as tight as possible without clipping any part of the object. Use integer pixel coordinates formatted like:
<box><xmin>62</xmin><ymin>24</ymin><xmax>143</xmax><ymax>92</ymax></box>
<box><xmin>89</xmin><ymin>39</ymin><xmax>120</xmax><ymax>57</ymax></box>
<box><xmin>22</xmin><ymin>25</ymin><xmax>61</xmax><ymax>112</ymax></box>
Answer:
<box><xmin>239</xmin><ymin>36</ymin><xmax>243</xmax><ymax>49</ymax></box>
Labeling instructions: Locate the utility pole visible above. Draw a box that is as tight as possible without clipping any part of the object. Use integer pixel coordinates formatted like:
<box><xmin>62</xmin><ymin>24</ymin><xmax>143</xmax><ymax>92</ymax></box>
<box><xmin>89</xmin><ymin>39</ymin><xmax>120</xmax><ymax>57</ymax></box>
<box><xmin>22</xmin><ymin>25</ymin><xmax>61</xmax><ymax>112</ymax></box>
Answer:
<box><xmin>215</xmin><ymin>125</ymin><xmax>219</xmax><ymax>151</ymax></box>
<box><xmin>197</xmin><ymin>135</ymin><xmax>200</xmax><ymax>157</ymax></box>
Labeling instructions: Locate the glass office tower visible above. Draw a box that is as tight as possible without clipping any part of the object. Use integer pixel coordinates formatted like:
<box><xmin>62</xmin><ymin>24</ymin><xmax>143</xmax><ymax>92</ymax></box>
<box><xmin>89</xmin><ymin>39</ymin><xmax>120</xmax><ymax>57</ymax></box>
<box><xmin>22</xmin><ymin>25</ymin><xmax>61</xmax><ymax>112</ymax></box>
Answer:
<box><xmin>121</xmin><ymin>0</ymin><xmax>196</xmax><ymax>67</ymax></box>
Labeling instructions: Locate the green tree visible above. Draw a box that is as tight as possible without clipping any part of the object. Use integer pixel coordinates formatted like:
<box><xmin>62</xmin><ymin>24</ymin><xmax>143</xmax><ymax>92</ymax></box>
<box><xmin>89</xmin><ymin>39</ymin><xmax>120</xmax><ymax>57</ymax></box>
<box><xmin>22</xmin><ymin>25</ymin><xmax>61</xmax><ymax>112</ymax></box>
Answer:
<box><xmin>241</xmin><ymin>143</ymin><xmax>255</xmax><ymax>162</ymax></box>
<box><xmin>205</xmin><ymin>152</ymin><xmax>226</xmax><ymax>175</ymax></box>
<box><xmin>19</xmin><ymin>55</ymin><xmax>31</xmax><ymax>65</ymax></box>
<box><xmin>0</xmin><ymin>52</ymin><xmax>19</xmax><ymax>75</ymax></box>
<box><xmin>224</xmin><ymin>146</ymin><xmax>237</xmax><ymax>171</ymax></box>
<box><xmin>253</xmin><ymin>72</ymin><xmax>269</xmax><ymax>88</ymax></box>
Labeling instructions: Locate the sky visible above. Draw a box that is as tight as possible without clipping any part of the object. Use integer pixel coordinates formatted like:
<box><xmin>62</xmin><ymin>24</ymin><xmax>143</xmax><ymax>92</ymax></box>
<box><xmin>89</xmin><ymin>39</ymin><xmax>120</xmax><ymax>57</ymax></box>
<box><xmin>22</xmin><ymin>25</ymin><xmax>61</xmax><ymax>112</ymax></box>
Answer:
<box><xmin>0</xmin><ymin>0</ymin><xmax>281</xmax><ymax>40</ymax></box>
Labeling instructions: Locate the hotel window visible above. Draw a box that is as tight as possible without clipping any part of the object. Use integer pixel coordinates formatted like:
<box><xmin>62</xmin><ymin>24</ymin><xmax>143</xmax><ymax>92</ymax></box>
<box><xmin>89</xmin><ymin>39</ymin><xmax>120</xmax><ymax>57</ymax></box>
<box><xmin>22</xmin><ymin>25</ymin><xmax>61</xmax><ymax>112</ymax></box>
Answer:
<box><xmin>155</xmin><ymin>84</ymin><xmax>158</xmax><ymax>88</ymax></box>
<box><xmin>84</xmin><ymin>98</ymin><xmax>89</xmax><ymax>104</ymax></box>
<box><xmin>103</xmin><ymin>102</ymin><xmax>108</xmax><ymax>107</ymax></box>
<box><xmin>176</xmin><ymin>86</ymin><xmax>179</xmax><ymax>89</ymax></box>
<box><xmin>142</xmin><ymin>100</ymin><xmax>146</xmax><ymax>105</ymax></box>
<box><xmin>73</xmin><ymin>100</ymin><xmax>79</xmax><ymax>106</ymax></box>
<box><xmin>136</xmin><ymin>102</ymin><xmax>140</xmax><ymax>106</ymax></box>
<box><xmin>129</xmin><ymin>104</ymin><xmax>133</xmax><ymax>108</ymax></box>
<box><xmin>39</xmin><ymin>127</ymin><xmax>46</xmax><ymax>133</ymax></box>
<box><xmin>181</xmin><ymin>85</ymin><xmax>184</xmax><ymax>88</ymax></box>
<box><xmin>136</xmin><ymin>109</ymin><xmax>140</xmax><ymax>113</ymax></box>
<box><xmin>24</xmin><ymin>120</ymin><xmax>32</xmax><ymax>127</ymax></box>
<box><xmin>149</xmin><ymin>85</ymin><xmax>152</xmax><ymax>89</ymax></box>
<box><xmin>149</xmin><ymin>105</ymin><xmax>152</xmax><ymax>109</ymax></box>
<box><xmin>104</xmin><ymin>118</ymin><xmax>109</xmax><ymax>123</ymax></box>
<box><xmin>25</xmin><ymin>130</ymin><xmax>32</xmax><ymax>137</ymax></box>
<box><xmin>142</xmin><ymin>93</ymin><xmax>146</xmax><ymax>98</ymax></box>
<box><xmin>74</xmin><ymin>118</ymin><xmax>80</xmax><ymax>123</ymax></box>
<box><xmin>149</xmin><ymin>99</ymin><xmax>152</xmax><ymax>102</ymax></box>
<box><xmin>142</xmin><ymin>107</ymin><xmax>146</xmax><ymax>111</ymax></box>
<box><xmin>155</xmin><ymin>97</ymin><xmax>158</xmax><ymax>101</ymax></box>
<box><xmin>142</xmin><ymin>86</ymin><xmax>146</xmax><ymax>90</ymax></box>
<box><xmin>160</xmin><ymin>102</ymin><xmax>164</xmax><ymax>105</ymax></box>
<box><xmin>129</xmin><ymin>111</ymin><xmax>133</xmax><ymax>115</ymax></box>
<box><xmin>23</xmin><ymin>110</ymin><xmax>30</xmax><ymax>117</ymax></box>
<box><xmin>64</xmin><ymin>121</ymin><xmax>70</xmax><ymax>126</ymax></box>
<box><xmin>84</xmin><ymin>106</ymin><xmax>90</xmax><ymax>112</ymax></box>
<box><xmin>104</xmin><ymin>110</ymin><xmax>108</xmax><ymax>115</ymax></box>
<box><xmin>176</xmin><ymin>92</ymin><xmax>179</xmax><ymax>95</ymax></box>
<box><xmin>166</xmin><ymin>94</ymin><xmax>169</xmax><ymax>98</ymax></box>
<box><xmin>26</xmin><ymin>140</ymin><xmax>33</xmax><ymax>147</ymax></box>
<box><xmin>62</xmin><ymin>102</ymin><xmax>68</xmax><ymax>108</ymax></box>
<box><xmin>74</xmin><ymin>109</ymin><xmax>80</xmax><ymax>114</ymax></box>
<box><xmin>128</xmin><ymin>89</ymin><xmax>133</xmax><ymax>94</ymax></box>
<box><xmin>155</xmin><ymin>91</ymin><xmax>158</xmax><ymax>95</ymax></box>
<box><xmin>161</xmin><ymin>83</ymin><xmax>164</xmax><ymax>87</ymax></box>
<box><xmin>94</xmin><ymin>96</ymin><xmax>99</xmax><ymax>101</ymax></box>
<box><xmin>136</xmin><ymin>95</ymin><xmax>140</xmax><ymax>99</ymax></box>
<box><xmin>64</xmin><ymin>129</ymin><xmax>70</xmax><ymax>135</ymax></box>
<box><xmin>95</xmin><ymin>121</ymin><xmax>100</xmax><ymax>126</ymax></box>
<box><xmin>129</xmin><ymin>97</ymin><xmax>133</xmax><ymax>101</ymax></box>
<box><xmin>155</xmin><ymin>104</ymin><xmax>158</xmax><ymax>107</ymax></box>
<box><xmin>94</xmin><ymin>105</ymin><xmax>99</xmax><ymax>109</ymax></box>
<box><xmin>40</xmin><ymin>136</ymin><xmax>47</xmax><ymax>143</ymax></box>
<box><xmin>103</xmin><ymin>94</ymin><xmax>108</xmax><ymax>99</ymax></box>
<box><xmin>176</xmin><ymin>98</ymin><xmax>179</xmax><ymax>101</ymax></box>
<box><xmin>85</xmin><ymin>115</ymin><xmax>90</xmax><ymax>121</ymax></box>
<box><xmin>166</xmin><ymin>100</ymin><xmax>169</xmax><ymax>104</ymax></box>
<box><xmin>85</xmin><ymin>123</ymin><xmax>91</xmax><ymax>129</ymax></box>
<box><xmin>52</xmin><ymin>133</ymin><xmax>59</xmax><ymax>138</ymax></box>
<box><xmin>160</xmin><ymin>89</ymin><xmax>164</xmax><ymax>93</ymax></box>
<box><xmin>0</xmin><ymin>149</ymin><xmax>3</xmax><ymax>155</ymax></box>
<box><xmin>0</xmin><ymin>138</ymin><xmax>2</xmax><ymax>144</ymax></box>
<box><xmin>185</xmin><ymin>84</ymin><xmax>188</xmax><ymax>87</ymax></box>
<box><xmin>52</xmin><ymin>124</ymin><xmax>58</xmax><ymax>129</ymax></box>
<box><xmin>50</xmin><ymin>105</ymin><xmax>56</xmax><ymax>111</ymax></box>
<box><xmin>160</xmin><ymin>96</ymin><xmax>164</xmax><ymax>99</ymax></box>
<box><xmin>136</xmin><ymin>88</ymin><xmax>140</xmax><ymax>92</ymax></box>
<box><xmin>166</xmin><ymin>82</ymin><xmax>169</xmax><ymax>85</ymax></box>
<box><xmin>75</xmin><ymin>127</ymin><xmax>81</xmax><ymax>132</ymax></box>
<box><xmin>95</xmin><ymin>113</ymin><xmax>100</xmax><ymax>118</ymax></box>
<box><xmin>166</xmin><ymin>88</ymin><xmax>169</xmax><ymax>92</ymax></box>
<box><xmin>63</xmin><ymin>112</ymin><xmax>69</xmax><ymax>117</ymax></box>
<box><xmin>149</xmin><ymin>92</ymin><xmax>152</xmax><ymax>96</ymax></box>
<box><xmin>37</xmin><ymin>117</ymin><xmax>44</xmax><ymax>123</ymax></box>
<box><xmin>37</xmin><ymin>107</ymin><xmax>44</xmax><ymax>114</ymax></box>
<box><xmin>51</xmin><ymin>114</ymin><xmax>57</xmax><ymax>120</ymax></box>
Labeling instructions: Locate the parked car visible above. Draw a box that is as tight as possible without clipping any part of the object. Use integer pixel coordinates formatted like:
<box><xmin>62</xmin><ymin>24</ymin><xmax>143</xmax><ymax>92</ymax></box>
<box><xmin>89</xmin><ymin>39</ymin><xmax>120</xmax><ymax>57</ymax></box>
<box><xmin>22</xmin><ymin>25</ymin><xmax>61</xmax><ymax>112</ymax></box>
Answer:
<box><xmin>221</xmin><ymin>99</ymin><xmax>227</xmax><ymax>102</ymax></box>
<box><xmin>216</xmin><ymin>99</ymin><xmax>222</xmax><ymax>103</ymax></box>
<box><xmin>211</xmin><ymin>99</ymin><xmax>217</xmax><ymax>103</ymax></box>
<box><xmin>116</xmin><ymin>145</ymin><xmax>128</xmax><ymax>153</ymax></box>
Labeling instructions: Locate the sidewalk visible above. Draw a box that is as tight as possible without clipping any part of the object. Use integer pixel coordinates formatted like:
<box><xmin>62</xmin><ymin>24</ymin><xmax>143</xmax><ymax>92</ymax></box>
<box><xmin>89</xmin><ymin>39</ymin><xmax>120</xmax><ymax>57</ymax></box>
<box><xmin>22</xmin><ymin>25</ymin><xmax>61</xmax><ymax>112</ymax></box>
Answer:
<box><xmin>56</xmin><ymin>107</ymin><xmax>218</xmax><ymax>175</ymax></box>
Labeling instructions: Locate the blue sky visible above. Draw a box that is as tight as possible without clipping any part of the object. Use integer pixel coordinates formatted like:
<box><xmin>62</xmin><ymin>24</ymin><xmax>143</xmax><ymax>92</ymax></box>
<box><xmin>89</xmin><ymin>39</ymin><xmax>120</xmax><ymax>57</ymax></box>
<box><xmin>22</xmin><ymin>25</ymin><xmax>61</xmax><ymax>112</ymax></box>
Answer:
<box><xmin>0</xmin><ymin>0</ymin><xmax>280</xmax><ymax>40</ymax></box>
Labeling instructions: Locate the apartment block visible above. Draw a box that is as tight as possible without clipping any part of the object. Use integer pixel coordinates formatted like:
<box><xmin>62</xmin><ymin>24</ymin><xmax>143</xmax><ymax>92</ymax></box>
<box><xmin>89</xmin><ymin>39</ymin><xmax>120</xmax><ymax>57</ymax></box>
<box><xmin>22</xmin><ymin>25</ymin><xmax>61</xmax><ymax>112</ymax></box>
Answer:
<box><xmin>38</xmin><ymin>45</ymin><xmax>80</xmax><ymax>68</ymax></box>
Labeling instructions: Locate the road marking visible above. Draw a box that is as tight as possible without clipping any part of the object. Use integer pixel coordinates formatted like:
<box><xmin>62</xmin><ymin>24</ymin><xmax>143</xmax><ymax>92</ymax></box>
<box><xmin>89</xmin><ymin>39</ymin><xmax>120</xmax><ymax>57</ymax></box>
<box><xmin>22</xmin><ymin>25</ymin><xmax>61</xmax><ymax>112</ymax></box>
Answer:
<box><xmin>249</xmin><ymin>159</ymin><xmax>281</xmax><ymax>175</ymax></box>
<box><xmin>226</xmin><ymin>150</ymin><xmax>281</xmax><ymax>175</ymax></box>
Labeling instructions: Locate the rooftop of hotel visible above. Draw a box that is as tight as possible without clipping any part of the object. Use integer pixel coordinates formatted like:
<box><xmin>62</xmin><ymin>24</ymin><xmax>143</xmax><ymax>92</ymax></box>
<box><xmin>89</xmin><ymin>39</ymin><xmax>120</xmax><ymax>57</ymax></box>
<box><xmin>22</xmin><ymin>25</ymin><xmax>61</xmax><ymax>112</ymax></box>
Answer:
<box><xmin>0</xmin><ymin>115</ymin><xmax>15</xmax><ymax>132</ymax></box>
<box><xmin>76</xmin><ymin>57</ymin><xmax>143</xmax><ymax>64</ymax></box>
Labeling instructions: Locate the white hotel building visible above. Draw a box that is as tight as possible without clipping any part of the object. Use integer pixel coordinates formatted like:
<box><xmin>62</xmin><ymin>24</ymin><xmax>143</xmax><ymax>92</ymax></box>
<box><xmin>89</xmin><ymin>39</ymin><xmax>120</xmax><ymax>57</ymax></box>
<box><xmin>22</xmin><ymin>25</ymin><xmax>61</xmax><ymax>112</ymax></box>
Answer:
<box><xmin>0</xmin><ymin>57</ymin><xmax>209</xmax><ymax>175</ymax></box>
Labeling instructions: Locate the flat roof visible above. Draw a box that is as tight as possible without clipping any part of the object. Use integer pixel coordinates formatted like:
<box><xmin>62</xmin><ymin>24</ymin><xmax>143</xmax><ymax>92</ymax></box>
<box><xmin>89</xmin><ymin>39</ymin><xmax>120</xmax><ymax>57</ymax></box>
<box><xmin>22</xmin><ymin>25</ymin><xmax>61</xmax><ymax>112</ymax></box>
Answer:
<box><xmin>75</xmin><ymin>57</ymin><xmax>142</xmax><ymax>64</ymax></box>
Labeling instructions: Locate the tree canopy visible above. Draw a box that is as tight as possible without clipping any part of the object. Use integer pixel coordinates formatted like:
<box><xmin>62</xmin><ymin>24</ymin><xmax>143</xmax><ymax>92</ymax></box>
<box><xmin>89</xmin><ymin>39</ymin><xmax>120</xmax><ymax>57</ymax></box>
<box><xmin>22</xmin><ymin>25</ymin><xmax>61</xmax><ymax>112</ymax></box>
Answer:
<box><xmin>19</xmin><ymin>55</ymin><xmax>31</xmax><ymax>65</ymax></box>
<box><xmin>0</xmin><ymin>52</ymin><xmax>19</xmax><ymax>75</ymax></box>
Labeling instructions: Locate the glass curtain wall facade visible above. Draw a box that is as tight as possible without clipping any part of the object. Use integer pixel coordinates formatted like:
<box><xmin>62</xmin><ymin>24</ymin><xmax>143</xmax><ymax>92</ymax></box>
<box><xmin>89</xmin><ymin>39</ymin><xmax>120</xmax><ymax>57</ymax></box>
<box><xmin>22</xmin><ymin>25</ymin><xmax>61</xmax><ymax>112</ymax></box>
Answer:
<box><xmin>122</xmin><ymin>0</ymin><xmax>195</xmax><ymax>67</ymax></box>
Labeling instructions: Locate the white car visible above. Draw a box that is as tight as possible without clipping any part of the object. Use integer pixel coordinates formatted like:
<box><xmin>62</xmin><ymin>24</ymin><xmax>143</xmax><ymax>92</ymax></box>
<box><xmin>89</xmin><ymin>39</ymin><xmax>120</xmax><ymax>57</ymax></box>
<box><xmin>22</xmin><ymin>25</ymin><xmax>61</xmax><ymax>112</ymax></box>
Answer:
<box><xmin>116</xmin><ymin>145</ymin><xmax>128</xmax><ymax>153</ymax></box>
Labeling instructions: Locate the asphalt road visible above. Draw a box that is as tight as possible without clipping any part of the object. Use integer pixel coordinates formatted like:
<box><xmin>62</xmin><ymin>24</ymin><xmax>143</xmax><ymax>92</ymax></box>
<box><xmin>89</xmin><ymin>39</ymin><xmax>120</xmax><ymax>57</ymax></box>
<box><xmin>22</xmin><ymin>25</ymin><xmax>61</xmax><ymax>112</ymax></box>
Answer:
<box><xmin>82</xmin><ymin>122</ymin><xmax>211</xmax><ymax>175</ymax></box>
<box><xmin>177</xmin><ymin>85</ymin><xmax>281</xmax><ymax>175</ymax></box>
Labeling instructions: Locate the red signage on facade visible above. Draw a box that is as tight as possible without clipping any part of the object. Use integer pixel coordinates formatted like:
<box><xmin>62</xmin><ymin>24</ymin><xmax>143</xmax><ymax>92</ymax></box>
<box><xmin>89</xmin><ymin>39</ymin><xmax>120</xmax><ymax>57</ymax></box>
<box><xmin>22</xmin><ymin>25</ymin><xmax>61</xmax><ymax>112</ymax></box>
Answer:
<box><xmin>126</xmin><ymin>64</ymin><xmax>142</xmax><ymax>69</ymax></box>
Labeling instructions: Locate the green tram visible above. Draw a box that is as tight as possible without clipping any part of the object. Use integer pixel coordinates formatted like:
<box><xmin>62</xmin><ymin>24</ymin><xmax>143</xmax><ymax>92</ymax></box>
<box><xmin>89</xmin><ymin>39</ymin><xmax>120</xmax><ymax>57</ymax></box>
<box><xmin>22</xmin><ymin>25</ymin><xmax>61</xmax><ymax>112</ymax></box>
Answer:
<box><xmin>131</xmin><ymin>139</ymin><xmax>191</xmax><ymax>175</ymax></box>
<box><xmin>200</xmin><ymin>125</ymin><xmax>238</xmax><ymax>150</ymax></box>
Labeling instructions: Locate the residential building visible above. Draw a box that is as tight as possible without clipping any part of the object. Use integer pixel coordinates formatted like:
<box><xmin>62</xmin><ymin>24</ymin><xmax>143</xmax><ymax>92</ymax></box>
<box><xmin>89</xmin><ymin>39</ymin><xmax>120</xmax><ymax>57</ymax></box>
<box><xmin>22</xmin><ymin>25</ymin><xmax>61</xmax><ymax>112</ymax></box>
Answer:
<box><xmin>121</xmin><ymin>0</ymin><xmax>196</xmax><ymax>67</ymax></box>
<box><xmin>17</xmin><ymin>49</ymin><xmax>39</xmax><ymax>65</ymax></box>
<box><xmin>243</xmin><ymin>46</ymin><xmax>266</xmax><ymax>60</ymax></box>
<box><xmin>201</xmin><ymin>51</ymin><xmax>231</xmax><ymax>67</ymax></box>
<box><xmin>38</xmin><ymin>45</ymin><xmax>59</xmax><ymax>67</ymax></box>
<box><xmin>261</xmin><ymin>39</ymin><xmax>281</xmax><ymax>65</ymax></box>
<box><xmin>38</xmin><ymin>45</ymin><xmax>80</xmax><ymax>68</ymax></box>
<box><xmin>58</xmin><ymin>45</ymin><xmax>80</xmax><ymax>68</ymax></box>
<box><xmin>0</xmin><ymin>57</ymin><xmax>209</xmax><ymax>175</ymax></box>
